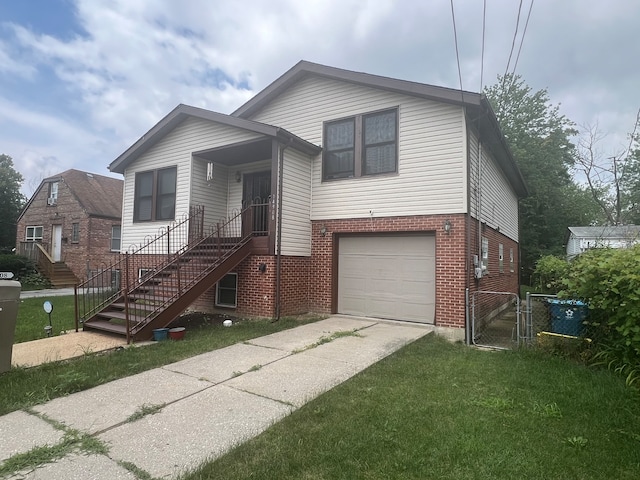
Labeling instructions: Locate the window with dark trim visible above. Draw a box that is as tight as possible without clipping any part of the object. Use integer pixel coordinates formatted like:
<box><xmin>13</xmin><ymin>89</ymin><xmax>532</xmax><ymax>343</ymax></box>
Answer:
<box><xmin>323</xmin><ymin>108</ymin><xmax>398</xmax><ymax>180</ymax></box>
<box><xmin>215</xmin><ymin>273</ymin><xmax>238</xmax><ymax>308</ymax></box>
<box><xmin>133</xmin><ymin>167</ymin><xmax>177</xmax><ymax>222</ymax></box>
<box><xmin>71</xmin><ymin>223</ymin><xmax>80</xmax><ymax>243</ymax></box>
<box><xmin>111</xmin><ymin>225</ymin><xmax>121</xmax><ymax>252</ymax></box>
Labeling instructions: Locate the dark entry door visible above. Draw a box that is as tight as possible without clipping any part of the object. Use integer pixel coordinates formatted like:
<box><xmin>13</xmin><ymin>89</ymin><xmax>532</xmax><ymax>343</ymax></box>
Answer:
<box><xmin>242</xmin><ymin>171</ymin><xmax>271</xmax><ymax>235</ymax></box>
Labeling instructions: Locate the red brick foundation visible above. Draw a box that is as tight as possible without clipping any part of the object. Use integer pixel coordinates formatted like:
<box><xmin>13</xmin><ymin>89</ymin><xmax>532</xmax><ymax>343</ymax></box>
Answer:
<box><xmin>190</xmin><ymin>215</ymin><xmax>520</xmax><ymax>329</ymax></box>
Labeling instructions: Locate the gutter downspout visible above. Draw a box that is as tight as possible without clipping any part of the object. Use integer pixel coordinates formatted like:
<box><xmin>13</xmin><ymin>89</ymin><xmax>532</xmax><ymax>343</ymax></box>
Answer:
<box><xmin>275</xmin><ymin>139</ymin><xmax>292</xmax><ymax>321</ymax></box>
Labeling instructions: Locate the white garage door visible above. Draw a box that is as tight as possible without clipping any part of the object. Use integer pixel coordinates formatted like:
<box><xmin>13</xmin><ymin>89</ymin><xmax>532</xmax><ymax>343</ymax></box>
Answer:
<box><xmin>338</xmin><ymin>235</ymin><xmax>435</xmax><ymax>323</ymax></box>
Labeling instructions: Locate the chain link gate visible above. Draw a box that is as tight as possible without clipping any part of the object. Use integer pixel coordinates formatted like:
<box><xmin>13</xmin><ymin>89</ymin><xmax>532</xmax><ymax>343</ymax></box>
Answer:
<box><xmin>522</xmin><ymin>293</ymin><xmax>558</xmax><ymax>343</ymax></box>
<box><xmin>466</xmin><ymin>291</ymin><xmax>568</xmax><ymax>349</ymax></box>
<box><xmin>468</xmin><ymin>290</ymin><xmax>521</xmax><ymax>349</ymax></box>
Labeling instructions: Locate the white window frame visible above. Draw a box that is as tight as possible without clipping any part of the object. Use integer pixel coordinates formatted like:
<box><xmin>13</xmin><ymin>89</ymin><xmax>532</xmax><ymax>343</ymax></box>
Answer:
<box><xmin>111</xmin><ymin>225</ymin><xmax>121</xmax><ymax>252</ymax></box>
<box><xmin>138</xmin><ymin>268</ymin><xmax>155</xmax><ymax>281</ymax></box>
<box><xmin>48</xmin><ymin>181</ymin><xmax>59</xmax><ymax>204</ymax></box>
<box><xmin>215</xmin><ymin>273</ymin><xmax>238</xmax><ymax>308</ymax></box>
<box><xmin>509</xmin><ymin>248</ymin><xmax>515</xmax><ymax>273</ymax></box>
<box><xmin>26</xmin><ymin>226</ymin><xmax>43</xmax><ymax>242</ymax></box>
<box><xmin>498</xmin><ymin>243</ymin><xmax>504</xmax><ymax>273</ymax></box>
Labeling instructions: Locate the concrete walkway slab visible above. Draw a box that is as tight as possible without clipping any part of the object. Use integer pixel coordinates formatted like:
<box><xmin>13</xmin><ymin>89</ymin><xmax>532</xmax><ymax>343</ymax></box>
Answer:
<box><xmin>225</xmin><ymin>352</ymin><xmax>362</xmax><ymax>407</ymax></box>
<box><xmin>12</xmin><ymin>331</ymin><xmax>127</xmax><ymax>368</ymax></box>
<box><xmin>99</xmin><ymin>384</ymin><xmax>293</xmax><ymax>479</ymax></box>
<box><xmin>14</xmin><ymin>453</ymin><xmax>136</xmax><ymax>480</ymax></box>
<box><xmin>1</xmin><ymin>316</ymin><xmax>435</xmax><ymax>479</ymax></box>
<box><xmin>0</xmin><ymin>411</ymin><xmax>64</xmax><ymax>464</ymax></box>
<box><xmin>304</xmin><ymin>322</ymin><xmax>433</xmax><ymax>369</ymax></box>
<box><xmin>34</xmin><ymin>369</ymin><xmax>211</xmax><ymax>434</ymax></box>
<box><xmin>247</xmin><ymin>316</ymin><xmax>376</xmax><ymax>352</ymax></box>
<box><xmin>164</xmin><ymin>342</ymin><xmax>289</xmax><ymax>383</ymax></box>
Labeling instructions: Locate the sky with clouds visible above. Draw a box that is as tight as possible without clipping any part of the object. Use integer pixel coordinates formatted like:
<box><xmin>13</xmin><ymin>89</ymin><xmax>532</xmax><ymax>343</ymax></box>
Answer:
<box><xmin>1</xmin><ymin>0</ymin><xmax>639</xmax><ymax>196</ymax></box>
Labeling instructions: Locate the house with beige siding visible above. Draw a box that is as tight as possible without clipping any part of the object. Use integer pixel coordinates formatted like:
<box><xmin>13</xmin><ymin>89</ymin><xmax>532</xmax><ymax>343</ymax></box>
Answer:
<box><xmin>81</xmin><ymin>61</ymin><xmax>526</xmax><ymax>341</ymax></box>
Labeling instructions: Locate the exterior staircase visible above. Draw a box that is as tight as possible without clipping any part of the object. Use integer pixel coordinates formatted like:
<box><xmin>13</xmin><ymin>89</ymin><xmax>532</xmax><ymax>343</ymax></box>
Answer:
<box><xmin>48</xmin><ymin>262</ymin><xmax>79</xmax><ymax>288</ymax></box>
<box><xmin>18</xmin><ymin>242</ymin><xmax>79</xmax><ymax>287</ymax></box>
<box><xmin>76</xmin><ymin>204</ymin><xmax>263</xmax><ymax>342</ymax></box>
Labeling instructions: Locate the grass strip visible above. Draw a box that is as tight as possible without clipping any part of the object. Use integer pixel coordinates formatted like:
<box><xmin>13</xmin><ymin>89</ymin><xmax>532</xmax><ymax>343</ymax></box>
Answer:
<box><xmin>181</xmin><ymin>336</ymin><xmax>640</xmax><ymax>480</ymax></box>
<box><xmin>0</xmin><ymin>315</ymin><xmax>324</xmax><ymax>416</ymax></box>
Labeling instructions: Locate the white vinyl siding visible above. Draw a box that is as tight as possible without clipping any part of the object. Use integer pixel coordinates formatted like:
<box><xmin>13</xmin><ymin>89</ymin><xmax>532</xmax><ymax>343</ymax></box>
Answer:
<box><xmin>279</xmin><ymin>148</ymin><xmax>312</xmax><ymax>256</ymax></box>
<box><xmin>190</xmin><ymin>158</ymin><xmax>229</xmax><ymax>228</ymax></box>
<box><xmin>121</xmin><ymin>117</ymin><xmax>263</xmax><ymax>250</ymax></box>
<box><xmin>250</xmin><ymin>76</ymin><xmax>467</xmax><ymax>219</ymax></box>
<box><xmin>468</xmin><ymin>129</ymin><xmax>519</xmax><ymax>241</ymax></box>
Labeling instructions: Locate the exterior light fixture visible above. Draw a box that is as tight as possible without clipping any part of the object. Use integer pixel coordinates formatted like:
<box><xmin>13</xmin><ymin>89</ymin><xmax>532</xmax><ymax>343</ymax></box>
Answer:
<box><xmin>320</xmin><ymin>225</ymin><xmax>328</xmax><ymax>237</ymax></box>
<box><xmin>443</xmin><ymin>219</ymin><xmax>452</xmax><ymax>234</ymax></box>
<box><xmin>258</xmin><ymin>263</ymin><xmax>267</xmax><ymax>273</ymax></box>
<box><xmin>235</xmin><ymin>171</ymin><xmax>242</xmax><ymax>183</ymax></box>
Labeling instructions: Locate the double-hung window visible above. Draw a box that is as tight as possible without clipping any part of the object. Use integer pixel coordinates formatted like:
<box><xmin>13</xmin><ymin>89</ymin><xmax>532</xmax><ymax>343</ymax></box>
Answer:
<box><xmin>133</xmin><ymin>167</ymin><xmax>177</xmax><ymax>222</ymax></box>
<box><xmin>111</xmin><ymin>225</ymin><xmax>121</xmax><ymax>252</ymax></box>
<box><xmin>26</xmin><ymin>226</ymin><xmax>43</xmax><ymax>242</ymax></box>
<box><xmin>323</xmin><ymin>108</ymin><xmax>398</xmax><ymax>180</ymax></box>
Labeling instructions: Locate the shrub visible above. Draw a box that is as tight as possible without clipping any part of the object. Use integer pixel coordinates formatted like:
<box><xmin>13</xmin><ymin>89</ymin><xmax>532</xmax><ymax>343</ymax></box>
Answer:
<box><xmin>0</xmin><ymin>254</ymin><xmax>32</xmax><ymax>279</ymax></box>
<box><xmin>561</xmin><ymin>245</ymin><xmax>640</xmax><ymax>387</ymax></box>
<box><xmin>531</xmin><ymin>255</ymin><xmax>570</xmax><ymax>294</ymax></box>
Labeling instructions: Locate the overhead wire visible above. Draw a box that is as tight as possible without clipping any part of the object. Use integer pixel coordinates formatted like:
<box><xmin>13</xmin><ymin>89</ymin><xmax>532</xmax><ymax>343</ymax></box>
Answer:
<box><xmin>450</xmin><ymin>0</ymin><xmax>465</xmax><ymax>99</ymax></box>
<box><xmin>503</xmin><ymin>0</ymin><xmax>524</xmax><ymax>80</ymax></box>
<box><xmin>511</xmin><ymin>0</ymin><xmax>535</xmax><ymax>77</ymax></box>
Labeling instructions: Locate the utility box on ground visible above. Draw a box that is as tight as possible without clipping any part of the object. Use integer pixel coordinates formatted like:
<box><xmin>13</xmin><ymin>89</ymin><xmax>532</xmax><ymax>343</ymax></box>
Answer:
<box><xmin>0</xmin><ymin>280</ymin><xmax>21</xmax><ymax>373</ymax></box>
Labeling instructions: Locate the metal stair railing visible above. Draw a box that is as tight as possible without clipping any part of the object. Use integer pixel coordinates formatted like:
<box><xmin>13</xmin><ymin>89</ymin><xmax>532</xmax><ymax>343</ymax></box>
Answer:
<box><xmin>122</xmin><ymin>204</ymin><xmax>255</xmax><ymax>336</ymax></box>
<box><xmin>75</xmin><ymin>205</ymin><xmax>205</xmax><ymax>332</ymax></box>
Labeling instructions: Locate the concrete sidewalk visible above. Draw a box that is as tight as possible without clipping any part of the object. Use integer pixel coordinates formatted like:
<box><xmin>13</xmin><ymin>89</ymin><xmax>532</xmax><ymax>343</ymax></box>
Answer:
<box><xmin>0</xmin><ymin>316</ymin><xmax>432</xmax><ymax>479</ymax></box>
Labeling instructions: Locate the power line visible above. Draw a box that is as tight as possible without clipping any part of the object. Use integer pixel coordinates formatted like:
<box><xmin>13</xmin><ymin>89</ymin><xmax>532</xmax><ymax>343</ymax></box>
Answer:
<box><xmin>503</xmin><ymin>0</ymin><xmax>524</xmax><ymax>79</ymax></box>
<box><xmin>450</xmin><ymin>0</ymin><xmax>464</xmax><ymax>96</ymax></box>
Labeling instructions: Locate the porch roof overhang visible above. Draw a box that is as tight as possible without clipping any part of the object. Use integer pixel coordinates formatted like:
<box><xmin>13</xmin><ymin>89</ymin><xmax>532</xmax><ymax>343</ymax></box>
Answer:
<box><xmin>109</xmin><ymin>104</ymin><xmax>320</xmax><ymax>174</ymax></box>
<box><xmin>232</xmin><ymin>60</ymin><xmax>528</xmax><ymax>198</ymax></box>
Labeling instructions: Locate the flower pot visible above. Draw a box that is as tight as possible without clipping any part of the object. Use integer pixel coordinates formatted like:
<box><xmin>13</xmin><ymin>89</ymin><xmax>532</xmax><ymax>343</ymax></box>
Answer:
<box><xmin>152</xmin><ymin>328</ymin><xmax>170</xmax><ymax>341</ymax></box>
<box><xmin>168</xmin><ymin>327</ymin><xmax>186</xmax><ymax>340</ymax></box>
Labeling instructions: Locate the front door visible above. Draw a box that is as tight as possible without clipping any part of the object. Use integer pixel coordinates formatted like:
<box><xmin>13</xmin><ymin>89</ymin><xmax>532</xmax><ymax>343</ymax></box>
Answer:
<box><xmin>51</xmin><ymin>225</ymin><xmax>62</xmax><ymax>261</ymax></box>
<box><xmin>242</xmin><ymin>171</ymin><xmax>271</xmax><ymax>236</ymax></box>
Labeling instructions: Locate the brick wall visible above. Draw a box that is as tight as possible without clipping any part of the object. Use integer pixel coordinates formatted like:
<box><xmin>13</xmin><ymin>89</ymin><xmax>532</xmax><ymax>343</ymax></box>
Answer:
<box><xmin>17</xmin><ymin>181</ymin><xmax>120</xmax><ymax>282</ymax></box>
<box><xmin>168</xmin><ymin>215</ymin><xmax>520</xmax><ymax>328</ymax></box>
<box><xmin>310</xmin><ymin>215</ymin><xmax>468</xmax><ymax>328</ymax></box>
<box><xmin>189</xmin><ymin>254</ymin><xmax>310</xmax><ymax>318</ymax></box>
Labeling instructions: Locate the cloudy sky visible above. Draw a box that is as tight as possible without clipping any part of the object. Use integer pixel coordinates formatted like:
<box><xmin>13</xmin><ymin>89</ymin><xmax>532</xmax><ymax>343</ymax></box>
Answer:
<box><xmin>1</xmin><ymin>0</ymin><xmax>639</xmax><ymax>196</ymax></box>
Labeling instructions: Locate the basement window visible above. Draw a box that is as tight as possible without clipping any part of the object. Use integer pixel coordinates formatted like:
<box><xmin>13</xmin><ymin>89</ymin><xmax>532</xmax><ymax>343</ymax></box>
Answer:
<box><xmin>215</xmin><ymin>273</ymin><xmax>238</xmax><ymax>308</ymax></box>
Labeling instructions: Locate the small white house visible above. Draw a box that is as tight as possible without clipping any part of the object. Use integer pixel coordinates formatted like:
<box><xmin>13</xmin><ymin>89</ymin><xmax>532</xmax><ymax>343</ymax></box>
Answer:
<box><xmin>566</xmin><ymin>226</ymin><xmax>640</xmax><ymax>259</ymax></box>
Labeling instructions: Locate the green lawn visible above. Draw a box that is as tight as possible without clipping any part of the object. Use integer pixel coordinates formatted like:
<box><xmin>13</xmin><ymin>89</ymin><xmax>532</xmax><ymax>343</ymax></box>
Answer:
<box><xmin>14</xmin><ymin>295</ymin><xmax>77</xmax><ymax>343</ymax></box>
<box><xmin>182</xmin><ymin>336</ymin><xmax>640</xmax><ymax>480</ymax></box>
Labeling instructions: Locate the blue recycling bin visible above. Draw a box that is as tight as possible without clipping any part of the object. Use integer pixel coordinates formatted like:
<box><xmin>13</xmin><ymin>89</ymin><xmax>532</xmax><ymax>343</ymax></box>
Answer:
<box><xmin>546</xmin><ymin>299</ymin><xmax>588</xmax><ymax>336</ymax></box>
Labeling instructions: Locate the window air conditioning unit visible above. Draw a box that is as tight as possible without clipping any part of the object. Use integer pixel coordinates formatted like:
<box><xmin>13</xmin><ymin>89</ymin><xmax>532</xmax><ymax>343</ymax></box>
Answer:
<box><xmin>47</xmin><ymin>197</ymin><xmax>57</xmax><ymax>206</ymax></box>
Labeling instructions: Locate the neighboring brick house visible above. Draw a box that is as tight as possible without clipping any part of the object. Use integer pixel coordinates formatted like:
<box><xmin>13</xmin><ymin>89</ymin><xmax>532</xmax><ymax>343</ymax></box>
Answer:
<box><xmin>16</xmin><ymin>169</ymin><xmax>123</xmax><ymax>286</ymax></box>
<box><xmin>103</xmin><ymin>61</ymin><xmax>525</xmax><ymax>340</ymax></box>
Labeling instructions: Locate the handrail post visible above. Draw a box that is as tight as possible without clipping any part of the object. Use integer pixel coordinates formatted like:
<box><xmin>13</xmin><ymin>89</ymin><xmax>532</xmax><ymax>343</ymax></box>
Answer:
<box><xmin>167</xmin><ymin>225</ymin><xmax>171</xmax><ymax>261</ymax></box>
<box><xmin>74</xmin><ymin>284</ymin><xmax>79</xmax><ymax>332</ymax></box>
<box><xmin>124</xmin><ymin>253</ymin><xmax>131</xmax><ymax>344</ymax></box>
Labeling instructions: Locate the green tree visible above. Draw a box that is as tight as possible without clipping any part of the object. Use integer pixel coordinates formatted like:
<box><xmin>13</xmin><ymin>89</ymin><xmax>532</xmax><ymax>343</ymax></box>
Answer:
<box><xmin>485</xmin><ymin>75</ymin><xmax>600</xmax><ymax>282</ymax></box>
<box><xmin>0</xmin><ymin>154</ymin><xmax>26</xmax><ymax>252</ymax></box>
